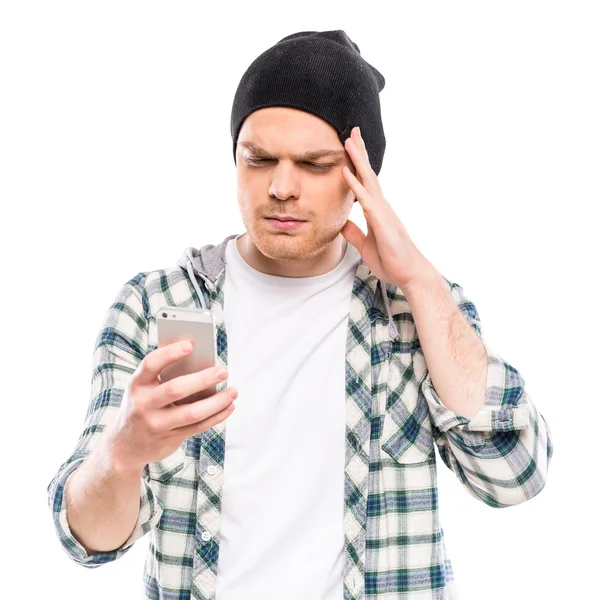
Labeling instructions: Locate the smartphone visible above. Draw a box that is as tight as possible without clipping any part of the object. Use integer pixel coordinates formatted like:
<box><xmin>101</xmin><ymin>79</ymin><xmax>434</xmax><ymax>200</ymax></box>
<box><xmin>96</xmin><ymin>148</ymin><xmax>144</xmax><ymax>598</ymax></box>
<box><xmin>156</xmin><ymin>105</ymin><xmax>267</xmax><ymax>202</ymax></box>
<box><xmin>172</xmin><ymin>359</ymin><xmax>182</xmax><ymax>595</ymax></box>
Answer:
<box><xmin>155</xmin><ymin>306</ymin><xmax>218</xmax><ymax>405</ymax></box>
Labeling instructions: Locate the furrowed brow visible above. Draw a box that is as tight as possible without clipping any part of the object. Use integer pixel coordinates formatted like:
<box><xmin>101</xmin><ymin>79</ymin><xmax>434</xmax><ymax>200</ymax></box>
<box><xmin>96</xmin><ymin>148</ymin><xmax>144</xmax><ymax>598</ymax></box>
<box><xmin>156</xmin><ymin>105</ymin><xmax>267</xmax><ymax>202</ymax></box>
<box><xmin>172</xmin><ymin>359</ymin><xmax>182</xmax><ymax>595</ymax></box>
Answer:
<box><xmin>238</xmin><ymin>141</ymin><xmax>345</xmax><ymax>161</ymax></box>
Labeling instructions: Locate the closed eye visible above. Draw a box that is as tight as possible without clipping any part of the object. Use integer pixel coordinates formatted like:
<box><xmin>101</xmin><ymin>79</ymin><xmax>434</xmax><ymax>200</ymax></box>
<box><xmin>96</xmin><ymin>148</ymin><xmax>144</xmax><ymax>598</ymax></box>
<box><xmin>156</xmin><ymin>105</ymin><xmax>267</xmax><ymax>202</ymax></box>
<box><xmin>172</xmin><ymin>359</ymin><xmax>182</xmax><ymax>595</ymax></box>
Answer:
<box><xmin>244</xmin><ymin>157</ymin><xmax>333</xmax><ymax>171</ymax></box>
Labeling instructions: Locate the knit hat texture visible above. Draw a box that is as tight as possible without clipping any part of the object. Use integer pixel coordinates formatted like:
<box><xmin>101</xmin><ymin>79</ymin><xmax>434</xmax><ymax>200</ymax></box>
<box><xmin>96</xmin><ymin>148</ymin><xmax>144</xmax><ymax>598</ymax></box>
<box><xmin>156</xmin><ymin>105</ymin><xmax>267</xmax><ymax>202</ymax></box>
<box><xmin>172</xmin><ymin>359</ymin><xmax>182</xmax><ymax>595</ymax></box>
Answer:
<box><xmin>230</xmin><ymin>30</ymin><xmax>386</xmax><ymax>180</ymax></box>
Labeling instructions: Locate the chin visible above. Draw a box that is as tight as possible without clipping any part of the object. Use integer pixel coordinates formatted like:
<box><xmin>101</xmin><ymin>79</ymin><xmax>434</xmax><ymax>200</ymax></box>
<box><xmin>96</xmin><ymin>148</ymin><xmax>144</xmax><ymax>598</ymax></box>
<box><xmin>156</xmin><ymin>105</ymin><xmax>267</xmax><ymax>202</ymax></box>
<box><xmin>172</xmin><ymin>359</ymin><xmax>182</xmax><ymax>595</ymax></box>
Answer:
<box><xmin>250</xmin><ymin>224</ymin><xmax>338</xmax><ymax>261</ymax></box>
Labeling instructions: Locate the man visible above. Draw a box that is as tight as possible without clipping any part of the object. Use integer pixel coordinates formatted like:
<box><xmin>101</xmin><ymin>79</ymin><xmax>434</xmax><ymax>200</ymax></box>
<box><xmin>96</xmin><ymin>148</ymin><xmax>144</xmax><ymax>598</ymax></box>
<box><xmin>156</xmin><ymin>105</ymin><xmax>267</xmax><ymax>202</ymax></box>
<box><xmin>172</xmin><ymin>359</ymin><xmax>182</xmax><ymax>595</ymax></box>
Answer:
<box><xmin>47</xmin><ymin>30</ymin><xmax>553</xmax><ymax>599</ymax></box>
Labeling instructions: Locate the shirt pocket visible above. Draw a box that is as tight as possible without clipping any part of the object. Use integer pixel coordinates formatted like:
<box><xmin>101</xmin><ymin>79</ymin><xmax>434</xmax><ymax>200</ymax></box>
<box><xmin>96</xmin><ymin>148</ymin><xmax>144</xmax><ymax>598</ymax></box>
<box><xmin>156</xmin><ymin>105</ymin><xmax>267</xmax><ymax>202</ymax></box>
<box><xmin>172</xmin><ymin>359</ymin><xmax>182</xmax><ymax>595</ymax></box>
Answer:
<box><xmin>380</xmin><ymin>354</ymin><xmax>435</xmax><ymax>464</ymax></box>
<box><xmin>146</xmin><ymin>442</ymin><xmax>199</xmax><ymax>522</ymax></box>
<box><xmin>147</xmin><ymin>445</ymin><xmax>188</xmax><ymax>483</ymax></box>
<box><xmin>381</xmin><ymin>410</ymin><xmax>435</xmax><ymax>464</ymax></box>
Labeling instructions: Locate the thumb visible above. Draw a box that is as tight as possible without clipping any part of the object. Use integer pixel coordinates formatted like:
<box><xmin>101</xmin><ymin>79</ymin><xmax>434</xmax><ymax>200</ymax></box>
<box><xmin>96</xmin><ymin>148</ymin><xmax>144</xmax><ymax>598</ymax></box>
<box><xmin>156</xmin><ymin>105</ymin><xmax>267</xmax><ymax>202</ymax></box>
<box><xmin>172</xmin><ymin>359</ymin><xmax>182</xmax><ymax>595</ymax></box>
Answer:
<box><xmin>341</xmin><ymin>219</ymin><xmax>366</xmax><ymax>254</ymax></box>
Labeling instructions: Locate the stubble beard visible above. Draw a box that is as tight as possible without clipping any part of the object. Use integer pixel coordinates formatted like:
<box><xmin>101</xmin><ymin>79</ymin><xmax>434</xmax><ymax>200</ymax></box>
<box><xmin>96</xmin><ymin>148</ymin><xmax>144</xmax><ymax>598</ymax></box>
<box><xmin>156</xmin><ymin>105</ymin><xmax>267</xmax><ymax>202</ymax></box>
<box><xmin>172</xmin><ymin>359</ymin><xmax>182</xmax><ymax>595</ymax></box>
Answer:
<box><xmin>241</xmin><ymin>208</ymin><xmax>345</xmax><ymax>262</ymax></box>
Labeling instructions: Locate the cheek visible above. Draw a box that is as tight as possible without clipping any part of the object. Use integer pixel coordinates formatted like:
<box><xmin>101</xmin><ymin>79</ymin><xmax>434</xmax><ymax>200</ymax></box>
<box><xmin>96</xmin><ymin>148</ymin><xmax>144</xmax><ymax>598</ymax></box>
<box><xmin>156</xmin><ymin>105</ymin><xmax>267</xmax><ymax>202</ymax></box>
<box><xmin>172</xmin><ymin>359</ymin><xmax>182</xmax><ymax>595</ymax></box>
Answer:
<box><xmin>238</xmin><ymin>167</ymin><xmax>272</xmax><ymax>198</ymax></box>
<box><xmin>310</xmin><ymin>170</ymin><xmax>346</xmax><ymax>195</ymax></box>
<box><xmin>236</xmin><ymin>168</ymin><xmax>261</xmax><ymax>203</ymax></box>
<box><xmin>236</xmin><ymin>166</ymin><xmax>253</xmax><ymax>189</ymax></box>
<box><xmin>328</xmin><ymin>170</ymin><xmax>355</xmax><ymax>206</ymax></box>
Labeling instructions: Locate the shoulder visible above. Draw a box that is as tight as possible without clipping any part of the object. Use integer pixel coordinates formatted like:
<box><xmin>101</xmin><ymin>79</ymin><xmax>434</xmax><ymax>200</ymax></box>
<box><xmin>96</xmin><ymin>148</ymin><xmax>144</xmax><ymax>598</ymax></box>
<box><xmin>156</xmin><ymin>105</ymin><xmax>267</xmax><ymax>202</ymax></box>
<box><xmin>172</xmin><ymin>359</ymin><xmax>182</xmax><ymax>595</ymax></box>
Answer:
<box><xmin>119</xmin><ymin>264</ymin><xmax>201</xmax><ymax>320</ymax></box>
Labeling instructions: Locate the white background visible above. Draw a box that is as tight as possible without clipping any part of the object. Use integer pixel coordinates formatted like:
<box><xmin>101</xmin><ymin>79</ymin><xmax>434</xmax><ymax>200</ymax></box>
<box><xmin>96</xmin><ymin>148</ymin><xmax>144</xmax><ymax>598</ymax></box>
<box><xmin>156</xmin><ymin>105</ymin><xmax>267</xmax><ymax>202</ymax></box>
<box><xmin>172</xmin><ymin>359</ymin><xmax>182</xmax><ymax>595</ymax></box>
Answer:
<box><xmin>1</xmin><ymin>1</ymin><xmax>590</xmax><ymax>598</ymax></box>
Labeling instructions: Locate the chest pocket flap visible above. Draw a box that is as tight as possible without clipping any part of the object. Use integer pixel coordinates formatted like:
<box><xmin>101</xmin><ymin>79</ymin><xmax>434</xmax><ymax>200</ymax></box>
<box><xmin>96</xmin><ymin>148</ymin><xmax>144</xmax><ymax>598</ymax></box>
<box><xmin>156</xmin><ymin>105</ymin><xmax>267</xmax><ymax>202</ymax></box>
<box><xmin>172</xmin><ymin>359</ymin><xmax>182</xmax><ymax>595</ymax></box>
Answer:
<box><xmin>147</xmin><ymin>445</ymin><xmax>188</xmax><ymax>482</ymax></box>
<box><xmin>380</xmin><ymin>355</ymin><xmax>435</xmax><ymax>464</ymax></box>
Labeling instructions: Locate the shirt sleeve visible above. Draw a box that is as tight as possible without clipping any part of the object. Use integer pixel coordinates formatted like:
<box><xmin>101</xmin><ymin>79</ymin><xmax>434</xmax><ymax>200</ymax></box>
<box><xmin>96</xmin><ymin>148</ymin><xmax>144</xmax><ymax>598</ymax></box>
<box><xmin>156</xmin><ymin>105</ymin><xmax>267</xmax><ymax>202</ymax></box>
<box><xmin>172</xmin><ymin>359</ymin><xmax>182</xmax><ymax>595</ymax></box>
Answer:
<box><xmin>46</xmin><ymin>273</ymin><xmax>163</xmax><ymax>567</ymax></box>
<box><xmin>420</xmin><ymin>277</ymin><xmax>554</xmax><ymax>508</ymax></box>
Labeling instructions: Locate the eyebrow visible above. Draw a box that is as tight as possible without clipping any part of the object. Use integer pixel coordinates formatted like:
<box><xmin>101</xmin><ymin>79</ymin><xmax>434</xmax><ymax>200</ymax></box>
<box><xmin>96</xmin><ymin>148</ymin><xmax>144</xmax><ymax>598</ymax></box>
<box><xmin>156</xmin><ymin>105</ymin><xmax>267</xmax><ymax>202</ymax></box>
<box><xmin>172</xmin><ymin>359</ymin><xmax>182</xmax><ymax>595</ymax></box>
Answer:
<box><xmin>238</xmin><ymin>141</ymin><xmax>345</xmax><ymax>161</ymax></box>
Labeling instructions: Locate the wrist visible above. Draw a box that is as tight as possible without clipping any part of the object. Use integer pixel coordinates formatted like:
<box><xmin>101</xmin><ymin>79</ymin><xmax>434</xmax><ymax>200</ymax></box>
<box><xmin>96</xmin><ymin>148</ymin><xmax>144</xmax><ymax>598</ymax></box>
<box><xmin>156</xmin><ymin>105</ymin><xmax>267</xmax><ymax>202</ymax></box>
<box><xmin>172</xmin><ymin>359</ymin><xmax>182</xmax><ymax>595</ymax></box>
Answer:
<box><xmin>401</xmin><ymin>266</ymin><xmax>446</xmax><ymax>299</ymax></box>
<box><xmin>98</xmin><ymin>429</ymin><xmax>145</xmax><ymax>479</ymax></box>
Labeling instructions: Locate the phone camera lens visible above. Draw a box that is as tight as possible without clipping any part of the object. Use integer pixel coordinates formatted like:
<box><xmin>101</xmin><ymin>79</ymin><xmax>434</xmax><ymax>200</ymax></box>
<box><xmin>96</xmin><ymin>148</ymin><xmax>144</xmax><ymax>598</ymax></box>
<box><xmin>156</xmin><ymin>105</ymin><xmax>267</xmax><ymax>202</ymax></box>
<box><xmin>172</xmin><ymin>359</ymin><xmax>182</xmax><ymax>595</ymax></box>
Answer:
<box><xmin>162</xmin><ymin>312</ymin><xmax>168</xmax><ymax>318</ymax></box>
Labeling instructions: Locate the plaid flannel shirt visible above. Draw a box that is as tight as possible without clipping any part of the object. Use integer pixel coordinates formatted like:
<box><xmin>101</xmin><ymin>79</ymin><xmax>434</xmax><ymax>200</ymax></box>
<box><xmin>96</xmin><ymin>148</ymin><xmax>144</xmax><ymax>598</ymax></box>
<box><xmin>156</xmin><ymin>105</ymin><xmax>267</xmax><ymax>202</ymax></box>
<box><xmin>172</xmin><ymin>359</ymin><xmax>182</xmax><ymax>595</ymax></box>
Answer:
<box><xmin>47</xmin><ymin>234</ymin><xmax>552</xmax><ymax>599</ymax></box>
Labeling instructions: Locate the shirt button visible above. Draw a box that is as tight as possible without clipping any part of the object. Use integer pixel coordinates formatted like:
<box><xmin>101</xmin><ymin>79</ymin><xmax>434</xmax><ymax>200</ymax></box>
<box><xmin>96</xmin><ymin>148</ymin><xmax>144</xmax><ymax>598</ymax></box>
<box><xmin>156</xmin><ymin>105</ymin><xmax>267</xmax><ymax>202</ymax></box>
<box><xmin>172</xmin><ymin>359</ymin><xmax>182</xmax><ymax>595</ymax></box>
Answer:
<box><xmin>201</xmin><ymin>531</ymin><xmax>211</xmax><ymax>542</ymax></box>
<box><xmin>207</xmin><ymin>465</ymin><xmax>217</xmax><ymax>476</ymax></box>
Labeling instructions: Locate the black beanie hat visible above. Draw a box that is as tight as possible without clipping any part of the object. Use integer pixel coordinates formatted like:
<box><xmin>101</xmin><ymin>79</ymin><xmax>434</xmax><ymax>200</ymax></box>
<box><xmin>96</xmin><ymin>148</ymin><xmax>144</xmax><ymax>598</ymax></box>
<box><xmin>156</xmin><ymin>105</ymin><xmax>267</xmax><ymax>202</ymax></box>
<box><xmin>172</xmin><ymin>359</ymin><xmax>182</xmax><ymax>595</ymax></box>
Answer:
<box><xmin>230</xmin><ymin>30</ymin><xmax>387</xmax><ymax>183</ymax></box>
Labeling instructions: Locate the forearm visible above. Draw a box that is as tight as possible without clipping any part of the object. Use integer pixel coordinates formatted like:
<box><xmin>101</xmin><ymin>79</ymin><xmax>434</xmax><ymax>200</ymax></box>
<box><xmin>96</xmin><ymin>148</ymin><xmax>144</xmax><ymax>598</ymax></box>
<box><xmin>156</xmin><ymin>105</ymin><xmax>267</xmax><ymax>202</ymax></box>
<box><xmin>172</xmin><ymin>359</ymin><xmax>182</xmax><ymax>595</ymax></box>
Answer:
<box><xmin>64</xmin><ymin>433</ymin><xmax>144</xmax><ymax>554</ymax></box>
<box><xmin>401</xmin><ymin>269</ymin><xmax>488</xmax><ymax>421</ymax></box>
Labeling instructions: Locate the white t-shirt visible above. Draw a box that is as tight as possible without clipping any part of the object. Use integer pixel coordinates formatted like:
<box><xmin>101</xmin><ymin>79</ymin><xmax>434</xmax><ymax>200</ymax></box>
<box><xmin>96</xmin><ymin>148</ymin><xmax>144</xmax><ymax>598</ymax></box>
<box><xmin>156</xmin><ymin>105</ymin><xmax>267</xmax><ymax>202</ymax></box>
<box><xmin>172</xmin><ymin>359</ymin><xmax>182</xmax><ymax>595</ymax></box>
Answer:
<box><xmin>215</xmin><ymin>234</ymin><xmax>361</xmax><ymax>599</ymax></box>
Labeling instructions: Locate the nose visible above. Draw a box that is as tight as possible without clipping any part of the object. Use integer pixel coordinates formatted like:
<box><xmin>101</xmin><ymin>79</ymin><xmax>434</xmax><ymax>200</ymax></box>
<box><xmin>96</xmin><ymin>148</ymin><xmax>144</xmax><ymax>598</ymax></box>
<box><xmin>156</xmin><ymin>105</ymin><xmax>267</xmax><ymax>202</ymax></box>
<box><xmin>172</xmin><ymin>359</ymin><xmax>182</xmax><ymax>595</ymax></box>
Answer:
<box><xmin>268</xmin><ymin>161</ymin><xmax>300</xmax><ymax>201</ymax></box>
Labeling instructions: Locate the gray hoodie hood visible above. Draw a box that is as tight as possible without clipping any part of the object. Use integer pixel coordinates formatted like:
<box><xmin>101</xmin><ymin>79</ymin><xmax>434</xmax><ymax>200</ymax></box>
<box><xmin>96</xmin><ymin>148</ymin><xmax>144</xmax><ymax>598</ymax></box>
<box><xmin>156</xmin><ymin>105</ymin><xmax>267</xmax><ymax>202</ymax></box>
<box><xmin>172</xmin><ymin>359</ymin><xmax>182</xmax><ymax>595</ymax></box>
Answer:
<box><xmin>176</xmin><ymin>234</ymin><xmax>400</xmax><ymax>341</ymax></box>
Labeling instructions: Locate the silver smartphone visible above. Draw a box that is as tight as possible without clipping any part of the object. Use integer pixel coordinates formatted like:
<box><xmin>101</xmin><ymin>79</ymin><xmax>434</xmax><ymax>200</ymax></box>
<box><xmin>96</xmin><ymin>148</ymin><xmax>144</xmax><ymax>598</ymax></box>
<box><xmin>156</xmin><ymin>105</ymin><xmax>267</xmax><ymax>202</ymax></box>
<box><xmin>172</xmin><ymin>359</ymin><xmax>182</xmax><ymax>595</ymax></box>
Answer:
<box><xmin>155</xmin><ymin>306</ymin><xmax>217</xmax><ymax>405</ymax></box>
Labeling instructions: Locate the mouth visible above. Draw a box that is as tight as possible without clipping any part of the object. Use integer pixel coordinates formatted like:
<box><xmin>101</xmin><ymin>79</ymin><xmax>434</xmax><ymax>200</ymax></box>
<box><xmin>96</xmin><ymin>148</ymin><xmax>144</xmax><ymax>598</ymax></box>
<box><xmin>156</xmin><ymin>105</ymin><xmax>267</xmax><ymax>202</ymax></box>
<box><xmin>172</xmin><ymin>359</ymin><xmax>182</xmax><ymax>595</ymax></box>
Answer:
<box><xmin>264</xmin><ymin>215</ymin><xmax>306</xmax><ymax>222</ymax></box>
<box><xmin>264</xmin><ymin>217</ymin><xmax>308</xmax><ymax>231</ymax></box>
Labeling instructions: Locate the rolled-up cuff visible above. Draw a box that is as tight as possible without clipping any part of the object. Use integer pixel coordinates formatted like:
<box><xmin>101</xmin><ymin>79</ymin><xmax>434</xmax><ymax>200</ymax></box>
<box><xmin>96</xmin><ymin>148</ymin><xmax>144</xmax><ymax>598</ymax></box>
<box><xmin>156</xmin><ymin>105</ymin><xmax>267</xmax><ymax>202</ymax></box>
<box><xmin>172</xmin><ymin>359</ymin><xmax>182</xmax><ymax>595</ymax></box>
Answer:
<box><xmin>421</xmin><ymin>339</ymin><xmax>530</xmax><ymax>439</ymax></box>
<box><xmin>49</xmin><ymin>458</ymin><xmax>162</xmax><ymax>567</ymax></box>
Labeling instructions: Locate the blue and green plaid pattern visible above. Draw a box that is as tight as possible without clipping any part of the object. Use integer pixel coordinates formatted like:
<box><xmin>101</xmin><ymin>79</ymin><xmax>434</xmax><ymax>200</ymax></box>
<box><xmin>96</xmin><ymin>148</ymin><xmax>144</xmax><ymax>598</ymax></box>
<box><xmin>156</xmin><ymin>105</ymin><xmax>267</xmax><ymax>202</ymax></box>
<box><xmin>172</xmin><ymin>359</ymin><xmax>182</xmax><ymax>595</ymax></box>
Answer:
<box><xmin>47</xmin><ymin>237</ymin><xmax>552</xmax><ymax>599</ymax></box>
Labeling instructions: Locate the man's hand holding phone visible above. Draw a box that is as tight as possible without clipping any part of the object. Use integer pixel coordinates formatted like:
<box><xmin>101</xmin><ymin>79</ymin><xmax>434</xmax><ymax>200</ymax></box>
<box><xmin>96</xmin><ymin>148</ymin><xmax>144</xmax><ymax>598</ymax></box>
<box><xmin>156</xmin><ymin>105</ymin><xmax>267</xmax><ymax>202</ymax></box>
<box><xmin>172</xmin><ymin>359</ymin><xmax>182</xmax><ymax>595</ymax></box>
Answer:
<box><xmin>104</xmin><ymin>340</ymin><xmax>238</xmax><ymax>474</ymax></box>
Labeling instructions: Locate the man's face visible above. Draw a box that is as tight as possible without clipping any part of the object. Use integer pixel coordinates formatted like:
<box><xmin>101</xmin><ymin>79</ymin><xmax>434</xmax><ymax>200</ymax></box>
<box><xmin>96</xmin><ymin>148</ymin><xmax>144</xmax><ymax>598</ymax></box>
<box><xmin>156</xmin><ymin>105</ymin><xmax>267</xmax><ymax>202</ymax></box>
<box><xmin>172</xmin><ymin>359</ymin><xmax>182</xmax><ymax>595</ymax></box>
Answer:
<box><xmin>235</xmin><ymin>106</ymin><xmax>356</xmax><ymax>262</ymax></box>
